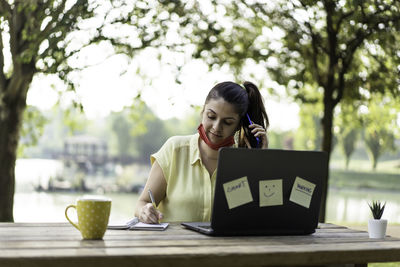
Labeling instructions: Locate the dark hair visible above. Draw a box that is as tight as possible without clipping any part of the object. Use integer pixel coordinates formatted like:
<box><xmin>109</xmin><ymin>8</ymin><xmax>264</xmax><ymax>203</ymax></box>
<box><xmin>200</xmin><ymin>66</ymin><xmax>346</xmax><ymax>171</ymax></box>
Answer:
<box><xmin>204</xmin><ymin>81</ymin><xmax>269</xmax><ymax>148</ymax></box>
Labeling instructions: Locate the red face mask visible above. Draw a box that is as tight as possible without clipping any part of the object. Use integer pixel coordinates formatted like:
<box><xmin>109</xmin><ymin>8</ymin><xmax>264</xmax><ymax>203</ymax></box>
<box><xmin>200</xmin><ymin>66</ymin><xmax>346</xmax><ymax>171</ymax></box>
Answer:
<box><xmin>197</xmin><ymin>124</ymin><xmax>235</xmax><ymax>150</ymax></box>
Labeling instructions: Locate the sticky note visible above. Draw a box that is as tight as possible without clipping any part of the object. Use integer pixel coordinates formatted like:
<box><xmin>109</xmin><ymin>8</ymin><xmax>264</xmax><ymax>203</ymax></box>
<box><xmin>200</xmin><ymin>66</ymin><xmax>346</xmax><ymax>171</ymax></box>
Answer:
<box><xmin>289</xmin><ymin>176</ymin><xmax>316</xmax><ymax>208</ymax></box>
<box><xmin>223</xmin><ymin>176</ymin><xmax>253</xmax><ymax>209</ymax></box>
<box><xmin>259</xmin><ymin>179</ymin><xmax>283</xmax><ymax>207</ymax></box>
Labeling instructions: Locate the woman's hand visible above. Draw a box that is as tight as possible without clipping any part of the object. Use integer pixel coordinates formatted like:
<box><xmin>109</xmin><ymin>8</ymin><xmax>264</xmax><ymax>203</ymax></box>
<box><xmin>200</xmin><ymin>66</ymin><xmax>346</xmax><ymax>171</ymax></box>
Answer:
<box><xmin>138</xmin><ymin>203</ymin><xmax>163</xmax><ymax>224</ymax></box>
<box><xmin>134</xmin><ymin>160</ymin><xmax>166</xmax><ymax>224</ymax></box>
<box><xmin>248</xmin><ymin>123</ymin><xmax>268</xmax><ymax>149</ymax></box>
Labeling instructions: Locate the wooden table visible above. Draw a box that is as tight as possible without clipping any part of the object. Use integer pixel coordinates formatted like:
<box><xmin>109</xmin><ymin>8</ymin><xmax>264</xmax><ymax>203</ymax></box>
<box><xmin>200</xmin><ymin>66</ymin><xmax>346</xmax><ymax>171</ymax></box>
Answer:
<box><xmin>1</xmin><ymin>222</ymin><xmax>400</xmax><ymax>267</ymax></box>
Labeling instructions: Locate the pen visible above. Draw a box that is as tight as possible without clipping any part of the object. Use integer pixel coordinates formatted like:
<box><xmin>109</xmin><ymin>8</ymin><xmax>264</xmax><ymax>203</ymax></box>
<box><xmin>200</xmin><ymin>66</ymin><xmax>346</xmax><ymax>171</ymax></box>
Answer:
<box><xmin>246</xmin><ymin>113</ymin><xmax>261</xmax><ymax>147</ymax></box>
<box><xmin>148</xmin><ymin>189</ymin><xmax>160</xmax><ymax>224</ymax></box>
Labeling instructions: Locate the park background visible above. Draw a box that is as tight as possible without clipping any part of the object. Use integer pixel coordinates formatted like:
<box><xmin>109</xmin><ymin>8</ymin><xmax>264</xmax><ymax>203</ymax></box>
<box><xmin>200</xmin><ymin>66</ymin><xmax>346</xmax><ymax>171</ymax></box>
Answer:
<box><xmin>1</xmin><ymin>1</ymin><xmax>400</xmax><ymax>266</ymax></box>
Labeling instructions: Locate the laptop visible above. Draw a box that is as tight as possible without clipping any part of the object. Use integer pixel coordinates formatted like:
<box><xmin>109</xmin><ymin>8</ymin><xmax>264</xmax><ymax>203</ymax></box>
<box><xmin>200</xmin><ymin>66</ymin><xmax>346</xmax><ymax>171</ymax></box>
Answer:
<box><xmin>181</xmin><ymin>147</ymin><xmax>328</xmax><ymax>236</ymax></box>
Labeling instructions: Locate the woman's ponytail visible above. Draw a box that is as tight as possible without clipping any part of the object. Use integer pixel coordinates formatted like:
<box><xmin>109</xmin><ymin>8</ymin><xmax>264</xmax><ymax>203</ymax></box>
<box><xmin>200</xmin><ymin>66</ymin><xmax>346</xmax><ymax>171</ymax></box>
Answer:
<box><xmin>239</xmin><ymin>81</ymin><xmax>269</xmax><ymax>148</ymax></box>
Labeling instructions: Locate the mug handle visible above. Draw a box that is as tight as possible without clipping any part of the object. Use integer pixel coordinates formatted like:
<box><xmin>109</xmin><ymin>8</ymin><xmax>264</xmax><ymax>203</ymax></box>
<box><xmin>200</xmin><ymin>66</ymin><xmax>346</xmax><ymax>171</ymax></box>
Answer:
<box><xmin>65</xmin><ymin>205</ymin><xmax>80</xmax><ymax>231</ymax></box>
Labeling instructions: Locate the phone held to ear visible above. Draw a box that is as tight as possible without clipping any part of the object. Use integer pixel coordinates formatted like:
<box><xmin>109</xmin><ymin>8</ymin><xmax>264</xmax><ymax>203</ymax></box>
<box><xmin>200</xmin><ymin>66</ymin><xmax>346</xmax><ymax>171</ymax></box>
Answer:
<box><xmin>245</xmin><ymin>113</ymin><xmax>261</xmax><ymax>148</ymax></box>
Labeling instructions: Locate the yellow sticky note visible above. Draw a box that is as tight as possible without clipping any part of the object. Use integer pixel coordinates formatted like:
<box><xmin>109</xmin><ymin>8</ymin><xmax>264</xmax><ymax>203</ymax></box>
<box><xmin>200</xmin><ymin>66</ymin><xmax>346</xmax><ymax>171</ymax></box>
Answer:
<box><xmin>259</xmin><ymin>179</ymin><xmax>283</xmax><ymax>207</ymax></box>
<box><xmin>223</xmin><ymin>176</ymin><xmax>253</xmax><ymax>209</ymax></box>
<box><xmin>289</xmin><ymin>177</ymin><xmax>316</xmax><ymax>208</ymax></box>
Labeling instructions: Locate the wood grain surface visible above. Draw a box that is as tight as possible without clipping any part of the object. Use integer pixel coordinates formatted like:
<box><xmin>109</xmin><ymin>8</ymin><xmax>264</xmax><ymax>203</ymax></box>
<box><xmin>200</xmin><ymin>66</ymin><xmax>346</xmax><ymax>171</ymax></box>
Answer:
<box><xmin>0</xmin><ymin>222</ymin><xmax>399</xmax><ymax>267</ymax></box>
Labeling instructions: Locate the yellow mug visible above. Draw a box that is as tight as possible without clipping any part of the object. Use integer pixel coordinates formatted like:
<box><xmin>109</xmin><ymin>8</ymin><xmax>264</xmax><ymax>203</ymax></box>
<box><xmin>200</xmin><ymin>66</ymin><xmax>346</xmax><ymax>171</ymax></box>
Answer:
<box><xmin>65</xmin><ymin>195</ymin><xmax>111</xmax><ymax>240</ymax></box>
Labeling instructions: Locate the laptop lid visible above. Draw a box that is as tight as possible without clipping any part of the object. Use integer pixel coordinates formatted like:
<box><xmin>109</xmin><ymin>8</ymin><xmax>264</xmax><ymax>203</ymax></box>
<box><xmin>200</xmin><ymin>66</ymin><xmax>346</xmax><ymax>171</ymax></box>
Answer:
<box><xmin>210</xmin><ymin>147</ymin><xmax>328</xmax><ymax>235</ymax></box>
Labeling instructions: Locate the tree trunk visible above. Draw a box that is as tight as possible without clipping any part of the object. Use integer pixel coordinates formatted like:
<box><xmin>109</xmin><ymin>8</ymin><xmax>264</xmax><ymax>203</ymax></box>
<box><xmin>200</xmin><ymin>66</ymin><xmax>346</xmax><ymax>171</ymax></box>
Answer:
<box><xmin>345</xmin><ymin>157</ymin><xmax>349</xmax><ymax>170</ymax></box>
<box><xmin>0</xmin><ymin>68</ymin><xmax>32</xmax><ymax>221</ymax></box>
<box><xmin>372</xmin><ymin>157</ymin><xmax>378</xmax><ymax>171</ymax></box>
<box><xmin>319</xmin><ymin>98</ymin><xmax>335</xmax><ymax>223</ymax></box>
<box><xmin>0</xmin><ymin>97</ymin><xmax>27</xmax><ymax>221</ymax></box>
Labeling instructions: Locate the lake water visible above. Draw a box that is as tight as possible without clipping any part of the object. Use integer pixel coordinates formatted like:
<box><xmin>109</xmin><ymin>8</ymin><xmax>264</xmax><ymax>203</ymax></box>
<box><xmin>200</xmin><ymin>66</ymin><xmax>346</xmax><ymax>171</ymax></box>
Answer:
<box><xmin>326</xmin><ymin>188</ymin><xmax>400</xmax><ymax>224</ymax></box>
<box><xmin>13</xmin><ymin>159</ymin><xmax>400</xmax><ymax>224</ymax></box>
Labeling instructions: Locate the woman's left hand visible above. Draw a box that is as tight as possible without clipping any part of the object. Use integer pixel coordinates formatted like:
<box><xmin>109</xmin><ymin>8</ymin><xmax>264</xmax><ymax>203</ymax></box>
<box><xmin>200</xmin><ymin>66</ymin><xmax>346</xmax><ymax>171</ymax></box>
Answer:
<box><xmin>248</xmin><ymin>123</ymin><xmax>268</xmax><ymax>149</ymax></box>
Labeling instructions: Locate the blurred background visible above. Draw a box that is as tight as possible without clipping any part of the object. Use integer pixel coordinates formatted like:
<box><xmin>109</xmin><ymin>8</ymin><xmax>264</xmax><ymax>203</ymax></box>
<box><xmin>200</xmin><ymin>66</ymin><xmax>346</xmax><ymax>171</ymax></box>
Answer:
<box><xmin>1</xmin><ymin>1</ymin><xmax>399</xmax><ymax>229</ymax></box>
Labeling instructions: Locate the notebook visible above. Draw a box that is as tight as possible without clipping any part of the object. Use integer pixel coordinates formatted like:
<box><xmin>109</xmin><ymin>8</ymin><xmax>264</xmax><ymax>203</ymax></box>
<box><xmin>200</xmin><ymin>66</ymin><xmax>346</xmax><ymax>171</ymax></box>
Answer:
<box><xmin>108</xmin><ymin>217</ymin><xmax>169</xmax><ymax>231</ymax></box>
<box><xmin>181</xmin><ymin>147</ymin><xmax>328</xmax><ymax>236</ymax></box>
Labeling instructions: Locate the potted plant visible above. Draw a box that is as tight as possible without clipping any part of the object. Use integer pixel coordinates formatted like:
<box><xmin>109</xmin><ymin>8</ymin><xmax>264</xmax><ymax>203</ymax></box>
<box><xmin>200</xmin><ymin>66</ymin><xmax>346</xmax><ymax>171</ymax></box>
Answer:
<box><xmin>367</xmin><ymin>201</ymin><xmax>387</xmax><ymax>239</ymax></box>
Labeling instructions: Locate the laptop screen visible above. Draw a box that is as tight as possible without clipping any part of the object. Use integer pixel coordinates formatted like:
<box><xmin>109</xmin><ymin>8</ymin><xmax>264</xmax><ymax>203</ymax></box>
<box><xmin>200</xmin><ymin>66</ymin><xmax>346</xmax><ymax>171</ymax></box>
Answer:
<box><xmin>210</xmin><ymin>148</ymin><xmax>328</xmax><ymax>235</ymax></box>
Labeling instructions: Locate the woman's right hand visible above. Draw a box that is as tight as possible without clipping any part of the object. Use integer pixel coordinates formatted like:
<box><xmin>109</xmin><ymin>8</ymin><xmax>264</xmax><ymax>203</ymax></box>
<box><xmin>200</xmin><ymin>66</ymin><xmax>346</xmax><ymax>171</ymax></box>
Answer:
<box><xmin>134</xmin><ymin>160</ymin><xmax>167</xmax><ymax>224</ymax></box>
<box><xmin>138</xmin><ymin>203</ymin><xmax>163</xmax><ymax>224</ymax></box>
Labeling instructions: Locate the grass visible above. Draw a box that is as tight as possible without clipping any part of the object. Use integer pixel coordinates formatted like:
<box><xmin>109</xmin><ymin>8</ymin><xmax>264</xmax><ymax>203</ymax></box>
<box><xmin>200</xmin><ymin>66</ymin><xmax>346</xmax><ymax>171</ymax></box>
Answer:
<box><xmin>330</xmin><ymin>158</ymin><xmax>400</xmax><ymax>174</ymax></box>
<box><xmin>329</xmin><ymin>155</ymin><xmax>400</xmax><ymax>191</ymax></box>
<box><xmin>329</xmin><ymin>169</ymin><xmax>400</xmax><ymax>191</ymax></box>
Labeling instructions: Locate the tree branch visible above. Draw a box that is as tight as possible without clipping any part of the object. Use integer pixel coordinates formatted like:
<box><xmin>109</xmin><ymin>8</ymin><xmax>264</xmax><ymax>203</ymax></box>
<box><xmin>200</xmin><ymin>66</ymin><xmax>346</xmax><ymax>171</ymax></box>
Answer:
<box><xmin>305</xmin><ymin>21</ymin><xmax>325</xmax><ymax>88</ymax></box>
<box><xmin>334</xmin><ymin>32</ymin><xmax>367</xmax><ymax>107</ymax></box>
<box><xmin>334</xmin><ymin>63</ymin><xmax>347</xmax><ymax>107</ymax></box>
<box><xmin>294</xmin><ymin>94</ymin><xmax>319</xmax><ymax>104</ymax></box>
<box><xmin>337</xmin><ymin>10</ymin><xmax>354</xmax><ymax>31</ymax></box>
<box><xmin>0</xmin><ymin>0</ymin><xmax>11</xmax><ymax>15</ymax></box>
<box><xmin>37</xmin><ymin>0</ymin><xmax>67</xmax><ymax>45</ymax></box>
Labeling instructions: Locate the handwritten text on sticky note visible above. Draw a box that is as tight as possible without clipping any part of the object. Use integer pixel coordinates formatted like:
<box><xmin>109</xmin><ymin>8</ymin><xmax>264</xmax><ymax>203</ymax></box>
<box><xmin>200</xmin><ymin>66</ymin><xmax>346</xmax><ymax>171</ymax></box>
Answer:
<box><xmin>223</xmin><ymin>176</ymin><xmax>253</xmax><ymax>209</ymax></box>
<box><xmin>259</xmin><ymin>179</ymin><xmax>283</xmax><ymax>207</ymax></box>
<box><xmin>289</xmin><ymin>177</ymin><xmax>316</xmax><ymax>208</ymax></box>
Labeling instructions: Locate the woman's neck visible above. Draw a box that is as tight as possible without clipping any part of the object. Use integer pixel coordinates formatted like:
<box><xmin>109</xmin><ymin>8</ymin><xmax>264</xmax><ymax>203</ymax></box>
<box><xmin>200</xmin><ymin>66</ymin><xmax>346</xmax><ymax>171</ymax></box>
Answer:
<box><xmin>199</xmin><ymin>139</ymin><xmax>219</xmax><ymax>161</ymax></box>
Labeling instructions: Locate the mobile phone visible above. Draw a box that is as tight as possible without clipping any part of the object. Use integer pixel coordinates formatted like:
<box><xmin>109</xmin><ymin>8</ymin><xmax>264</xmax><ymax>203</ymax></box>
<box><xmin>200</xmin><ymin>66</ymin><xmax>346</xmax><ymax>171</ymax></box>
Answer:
<box><xmin>245</xmin><ymin>113</ymin><xmax>261</xmax><ymax>148</ymax></box>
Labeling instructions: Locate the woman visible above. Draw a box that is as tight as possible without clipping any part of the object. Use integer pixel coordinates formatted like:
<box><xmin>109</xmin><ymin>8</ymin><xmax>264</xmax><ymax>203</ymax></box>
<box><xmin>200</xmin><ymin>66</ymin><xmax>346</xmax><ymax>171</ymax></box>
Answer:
<box><xmin>135</xmin><ymin>81</ymin><xmax>269</xmax><ymax>223</ymax></box>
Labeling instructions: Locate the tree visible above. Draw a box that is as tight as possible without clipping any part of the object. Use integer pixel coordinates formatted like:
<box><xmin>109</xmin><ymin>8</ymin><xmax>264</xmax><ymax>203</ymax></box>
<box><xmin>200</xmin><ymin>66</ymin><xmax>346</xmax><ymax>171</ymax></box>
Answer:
<box><xmin>21</xmin><ymin>103</ymin><xmax>90</xmax><ymax>158</ymax></box>
<box><xmin>0</xmin><ymin>0</ymin><xmax>170</xmax><ymax>222</ymax></box>
<box><xmin>362</xmin><ymin>95</ymin><xmax>398</xmax><ymax>170</ymax></box>
<box><xmin>153</xmin><ymin>0</ymin><xmax>400</xmax><ymax>221</ymax></box>
<box><xmin>294</xmin><ymin>103</ymin><xmax>323</xmax><ymax>151</ymax></box>
<box><xmin>364</xmin><ymin>129</ymin><xmax>396</xmax><ymax>170</ymax></box>
<box><xmin>17</xmin><ymin>106</ymin><xmax>48</xmax><ymax>157</ymax></box>
<box><xmin>340</xmin><ymin>128</ymin><xmax>358</xmax><ymax>169</ymax></box>
<box><xmin>335</xmin><ymin>103</ymin><xmax>360</xmax><ymax>169</ymax></box>
<box><xmin>133</xmin><ymin>115</ymin><xmax>168</xmax><ymax>163</ymax></box>
<box><xmin>108</xmin><ymin>98</ymin><xmax>156</xmax><ymax>163</ymax></box>
<box><xmin>109</xmin><ymin>110</ymin><xmax>135</xmax><ymax>162</ymax></box>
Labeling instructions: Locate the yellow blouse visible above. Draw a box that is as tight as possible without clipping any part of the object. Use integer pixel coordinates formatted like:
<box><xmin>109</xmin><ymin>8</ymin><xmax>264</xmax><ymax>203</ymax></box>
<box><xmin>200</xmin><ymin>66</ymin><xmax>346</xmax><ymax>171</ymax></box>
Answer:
<box><xmin>150</xmin><ymin>133</ymin><xmax>216</xmax><ymax>222</ymax></box>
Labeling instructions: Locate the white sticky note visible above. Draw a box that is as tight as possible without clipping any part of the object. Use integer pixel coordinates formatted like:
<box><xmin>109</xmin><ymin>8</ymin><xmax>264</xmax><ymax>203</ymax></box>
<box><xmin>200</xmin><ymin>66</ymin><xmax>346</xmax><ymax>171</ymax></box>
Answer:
<box><xmin>259</xmin><ymin>179</ymin><xmax>283</xmax><ymax>207</ymax></box>
<box><xmin>223</xmin><ymin>176</ymin><xmax>253</xmax><ymax>209</ymax></box>
<box><xmin>289</xmin><ymin>177</ymin><xmax>316</xmax><ymax>208</ymax></box>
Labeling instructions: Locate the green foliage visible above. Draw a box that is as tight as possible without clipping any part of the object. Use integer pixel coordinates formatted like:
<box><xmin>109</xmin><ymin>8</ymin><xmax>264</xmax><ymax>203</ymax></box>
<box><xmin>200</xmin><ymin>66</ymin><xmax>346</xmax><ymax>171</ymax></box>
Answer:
<box><xmin>364</xmin><ymin>129</ymin><xmax>396</xmax><ymax>170</ymax></box>
<box><xmin>368</xmin><ymin>200</ymin><xmax>386</xmax><ymax>220</ymax></box>
<box><xmin>268</xmin><ymin>130</ymin><xmax>295</xmax><ymax>150</ymax></box>
<box><xmin>294</xmin><ymin>103</ymin><xmax>323</xmax><ymax>150</ymax></box>
<box><xmin>133</xmin><ymin>115</ymin><xmax>168</xmax><ymax>163</ymax></box>
<box><xmin>128</xmin><ymin>98</ymin><xmax>155</xmax><ymax>137</ymax></box>
<box><xmin>107</xmin><ymin>100</ymin><xmax>172</xmax><ymax>163</ymax></box>
<box><xmin>0</xmin><ymin>0</ymin><xmax>179</xmax><ymax>222</ymax></box>
<box><xmin>362</xmin><ymin>95</ymin><xmax>398</xmax><ymax>170</ymax></box>
<box><xmin>1</xmin><ymin>0</ymin><xmax>174</xmax><ymax>116</ymax></box>
<box><xmin>21</xmin><ymin>104</ymin><xmax>93</xmax><ymax>158</ymax></box>
<box><xmin>109</xmin><ymin>110</ymin><xmax>134</xmax><ymax>158</ymax></box>
<box><xmin>127</xmin><ymin>99</ymin><xmax>168</xmax><ymax>162</ymax></box>
<box><xmin>158</xmin><ymin>0</ymin><xmax>400</xmax><ymax>155</ymax></box>
<box><xmin>61</xmin><ymin>107</ymin><xmax>88</xmax><ymax>136</ymax></box>
<box><xmin>164</xmin><ymin>109</ymin><xmax>200</xmax><ymax>137</ymax></box>
<box><xmin>335</xmin><ymin>103</ymin><xmax>361</xmax><ymax>169</ymax></box>
<box><xmin>153</xmin><ymin>1</ymin><xmax>400</xmax><ymax>222</ymax></box>
<box><xmin>341</xmin><ymin>129</ymin><xmax>358</xmax><ymax>169</ymax></box>
<box><xmin>18</xmin><ymin>106</ymin><xmax>48</xmax><ymax>157</ymax></box>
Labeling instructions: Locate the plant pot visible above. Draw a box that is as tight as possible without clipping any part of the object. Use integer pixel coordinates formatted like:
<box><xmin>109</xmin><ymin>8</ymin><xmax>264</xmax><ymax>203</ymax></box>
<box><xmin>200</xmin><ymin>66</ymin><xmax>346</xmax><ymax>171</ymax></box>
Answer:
<box><xmin>368</xmin><ymin>219</ymin><xmax>387</xmax><ymax>239</ymax></box>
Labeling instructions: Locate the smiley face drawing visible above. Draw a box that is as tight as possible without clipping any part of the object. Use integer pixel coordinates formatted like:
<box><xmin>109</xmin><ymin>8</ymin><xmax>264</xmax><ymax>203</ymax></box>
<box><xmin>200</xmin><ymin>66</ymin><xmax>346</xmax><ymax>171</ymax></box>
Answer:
<box><xmin>264</xmin><ymin>184</ymin><xmax>276</xmax><ymax>198</ymax></box>
<box><xmin>259</xmin><ymin>179</ymin><xmax>283</xmax><ymax>207</ymax></box>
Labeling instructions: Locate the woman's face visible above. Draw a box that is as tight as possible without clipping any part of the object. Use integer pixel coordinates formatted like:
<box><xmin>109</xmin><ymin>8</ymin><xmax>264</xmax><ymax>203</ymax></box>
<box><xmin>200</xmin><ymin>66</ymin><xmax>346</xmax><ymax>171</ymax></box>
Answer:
<box><xmin>201</xmin><ymin>98</ymin><xmax>241</xmax><ymax>144</ymax></box>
